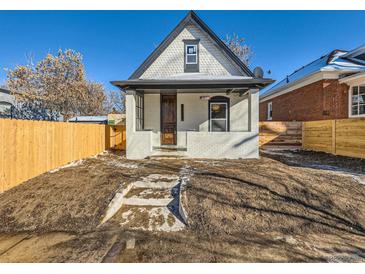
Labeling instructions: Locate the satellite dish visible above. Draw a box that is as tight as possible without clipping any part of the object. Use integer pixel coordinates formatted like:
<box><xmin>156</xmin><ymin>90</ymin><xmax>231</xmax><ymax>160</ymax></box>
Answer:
<box><xmin>253</xmin><ymin>67</ymin><xmax>264</xmax><ymax>78</ymax></box>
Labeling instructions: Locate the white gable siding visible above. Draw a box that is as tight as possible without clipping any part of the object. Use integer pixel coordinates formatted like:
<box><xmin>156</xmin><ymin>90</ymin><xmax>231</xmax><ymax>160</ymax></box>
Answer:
<box><xmin>140</xmin><ymin>23</ymin><xmax>244</xmax><ymax>79</ymax></box>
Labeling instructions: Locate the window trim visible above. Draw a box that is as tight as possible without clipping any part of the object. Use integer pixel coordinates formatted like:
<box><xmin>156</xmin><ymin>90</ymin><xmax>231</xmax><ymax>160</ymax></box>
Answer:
<box><xmin>183</xmin><ymin>39</ymin><xmax>199</xmax><ymax>73</ymax></box>
<box><xmin>185</xmin><ymin>44</ymin><xmax>198</xmax><ymax>65</ymax></box>
<box><xmin>208</xmin><ymin>96</ymin><xmax>230</xmax><ymax>132</ymax></box>
<box><xmin>135</xmin><ymin>92</ymin><xmax>144</xmax><ymax>131</ymax></box>
<box><xmin>349</xmin><ymin>85</ymin><xmax>365</xmax><ymax>118</ymax></box>
<box><xmin>267</xmin><ymin>101</ymin><xmax>273</xmax><ymax>120</ymax></box>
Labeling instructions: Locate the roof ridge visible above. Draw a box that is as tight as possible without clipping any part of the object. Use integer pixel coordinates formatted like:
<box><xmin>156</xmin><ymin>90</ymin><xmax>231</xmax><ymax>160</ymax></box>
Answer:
<box><xmin>326</xmin><ymin>49</ymin><xmax>348</xmax><ymax>64</ymax></box>
<box><xmin>128</xmin><ymin>11</ymin><xmax>254</xmax><ymax>79</ymax></box>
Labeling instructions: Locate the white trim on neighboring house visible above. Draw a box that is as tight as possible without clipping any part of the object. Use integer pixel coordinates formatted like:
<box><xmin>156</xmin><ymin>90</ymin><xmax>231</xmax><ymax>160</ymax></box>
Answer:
<box><xmin>260</xmin><ymin>71</ymin><xmax>339</xmax><ymax>103</ymax></box>
<box><xmin>267</xmin><ymin>101</ymin><xmax>272</xmax><ymax>120</ymax></box>
<box><xmin>339</xmin><ymin>72</ymin><xmax>365</xmax><ymax>118</ymax></box>
<box><xmin>348</xmin><ymin>85</ymin><xmax>365</xmax><ymax>118</ymax></box>
<box><xmin>339</xmin><ymin>71</ymin><xmax>365</xmax><ymax>84</ymax></box>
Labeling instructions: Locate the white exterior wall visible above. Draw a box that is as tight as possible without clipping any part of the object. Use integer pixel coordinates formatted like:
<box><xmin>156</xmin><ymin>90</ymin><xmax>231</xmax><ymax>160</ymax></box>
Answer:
<box><xmin>125</xmin><ymin>90</ymin><xmax>259</xmax><ymax>159</ymax></box>
<box><xmin>140</xmin><ymin>23</ymin><xmax>244</xmax><ymax>79</ymax></box>
<box><xmin>176</xmin><ymin>92</ymin><xmax>250</xmax><ymax>148</ymax></box>
<box><xmin>125</xmin><ymin>91</ymin><xmax>152</xmax><ymax>159</ymax></box>
<box><xmin>144</xmin><ymin>93</ymin><xmax>161</xmax><ymax>147</ymax></box>
<box><xmin>186</xmin><ymin>131</ymin><xmax>258</xmax><ymax>159</ymax></box>
<box><xmin>185</xmin><ymin>90</ymin><xmax>259</xmax><ymax>159</ymax></box>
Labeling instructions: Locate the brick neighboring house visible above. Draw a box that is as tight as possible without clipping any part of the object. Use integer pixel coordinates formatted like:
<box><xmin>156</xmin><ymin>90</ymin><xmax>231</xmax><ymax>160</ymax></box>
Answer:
<box><xmin>260</xmin><ymin>45</ymin><xmax>365</xmax><ymax>121</ymax></box>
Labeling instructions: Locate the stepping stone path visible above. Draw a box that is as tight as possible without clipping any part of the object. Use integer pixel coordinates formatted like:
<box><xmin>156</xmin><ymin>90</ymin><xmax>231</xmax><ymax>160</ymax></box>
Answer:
<box><xmin>110</xmin><ymin>174</ymin><xmax>186</xmax><ymax>232</ymax></box>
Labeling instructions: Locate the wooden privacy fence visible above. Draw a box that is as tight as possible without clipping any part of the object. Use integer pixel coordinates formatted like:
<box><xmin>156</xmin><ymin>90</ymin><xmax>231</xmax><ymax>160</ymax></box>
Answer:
<box><xmin>259</xmin><ymin>121</ymin><xmax>302</xmax><ymax>147</ymax></box>
<box><xmin>302</xmin><ymin>118</ymin><xmax>365</xmax><ymax>159</ymax></box>
<box><xmin>0</xmin><ymin>118</ymin><xmax>126</xmax><ymax>193</ymax></box>
<box><xmin>106</xmin><ymin>125</ymin><xmax>126</xmax><ymax>151</ymax></box>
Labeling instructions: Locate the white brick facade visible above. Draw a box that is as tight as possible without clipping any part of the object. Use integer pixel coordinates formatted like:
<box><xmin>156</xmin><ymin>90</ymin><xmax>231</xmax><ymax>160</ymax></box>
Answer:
<box><xmin>140</xmin><ymin>23</ymin><xmax>245</xmax><ymax>79</ymax></box>
<box><xmin>126</xmin><ymin>90</ymin><xmax>259</xmax><ymax>159</ymax></box>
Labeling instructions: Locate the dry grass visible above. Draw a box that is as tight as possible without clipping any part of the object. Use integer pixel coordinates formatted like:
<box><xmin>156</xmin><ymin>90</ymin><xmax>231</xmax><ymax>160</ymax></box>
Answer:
<box><xmin>1</xmin><ymin>150</ymin><xmax>365</xmax><ymax>262</ymax></box>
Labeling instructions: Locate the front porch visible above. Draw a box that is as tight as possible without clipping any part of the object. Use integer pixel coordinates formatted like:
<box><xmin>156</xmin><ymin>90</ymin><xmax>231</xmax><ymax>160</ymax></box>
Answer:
<box><xmin>124</xmin><ymin>87</ymin><xmax>260</xmax><ymax>159</ymax></box>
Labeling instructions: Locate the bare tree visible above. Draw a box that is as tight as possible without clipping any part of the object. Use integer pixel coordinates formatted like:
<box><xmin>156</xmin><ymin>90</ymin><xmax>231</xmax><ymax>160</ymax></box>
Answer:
<box><xmin>6</xmin><ymin>49</ymin><xmax>106</xmax><ymax>121</ymax></box>
<box><xmin>104</xmin><ymin>90</ymin><xmax>125</xmax><ymax>114</ymax></box>
<box><xmin>225</xmin><ymin>33</ymin><xmax>252</xmax><ymax>66</ymax></box>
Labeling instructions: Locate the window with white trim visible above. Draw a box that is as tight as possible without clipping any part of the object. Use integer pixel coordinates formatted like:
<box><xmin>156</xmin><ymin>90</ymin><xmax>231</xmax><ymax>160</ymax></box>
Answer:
<box><xmin>267</xmin><ymin>102</ymin><xmax>273</xmax><ymax>120</ymax></box>
<box><xmin>185</xmin><ymin>45</ymin><xmax>197</xmax><ymax>64</ymax></box>
<box><xmin>209</xmin><ymin>102</ymin><xmax>228</xmax><ymax>132</ymax></box>
<box><xmin>350</xmin><ymin>86</ymin><xmax>365</xmax><ymax>117</ymax></box>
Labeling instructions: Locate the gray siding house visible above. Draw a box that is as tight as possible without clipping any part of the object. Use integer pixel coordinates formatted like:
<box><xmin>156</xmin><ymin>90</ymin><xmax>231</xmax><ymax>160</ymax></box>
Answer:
<box><xmin>112</xmin><ymin>11</ymin><xmax>272</xmax><ymax>159</ymax></box>
<box><xmin>0</xmin><ymin>88</ymin><xmax>14</xmax><ymax>118</ymax></box>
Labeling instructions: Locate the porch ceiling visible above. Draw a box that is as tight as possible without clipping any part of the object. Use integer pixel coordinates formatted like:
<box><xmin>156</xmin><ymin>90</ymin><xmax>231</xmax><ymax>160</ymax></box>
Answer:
<box><xmin>111</xmin><ymin>78</ymin><xmax>274</xmax><ymax>91</ymax></box>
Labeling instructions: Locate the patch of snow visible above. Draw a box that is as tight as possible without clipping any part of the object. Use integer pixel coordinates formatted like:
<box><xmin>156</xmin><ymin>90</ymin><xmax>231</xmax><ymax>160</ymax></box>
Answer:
<box><xmin>99</xmin><ymin>183</ymin><xmax>134</xmax><ymax>225</ymax></box>
<box><xmin>261</xmin><ymin>149</ymin><xmax>296</xmax><ymax>158</ymax></box>
<box><xmin>133</xmin><ymin>174</ymin><xmax>179</xmax><ymax>189</ymax></box>
<box><xmin>306</xmin><ymin>164</ymin><xmax>365</xmax><ymax>185</ymax></box>
<box><xmin>107</xmin><ymin>160</ymin><xmax>138</xmax><ymax>169</ymax></box>
<box><xmin>119</xmin><ymin>207</ymin><xmax>184</xmax><ymax>232</ymax></box>
<box><xmin>49</xmin><ymin>159</ymin><xmax>84</xmax><ymax>173</ymax></box>
<box><xmin>193</xmin><ymin>160</ymin><xmax>223</xmax><ymax>166</ymax></box>
<box><xmin>124</xmin><ymin>197</ymin><xmax>173</xmax><ymax>206</ymax></box>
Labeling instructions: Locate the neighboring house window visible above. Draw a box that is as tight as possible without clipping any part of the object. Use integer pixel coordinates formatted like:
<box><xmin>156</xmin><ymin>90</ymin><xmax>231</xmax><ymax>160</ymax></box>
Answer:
<box><xmin>0</xmin><ymin>101</ymin><xmax>13</xmax><ymax>118</ymax></box>
<box><xmin>209</xmin><ymin>96</ymin><xmax>229</xmax><ymax>132</ymax></box>
<box><xmin>183</xmin><ymin>39</ymin><xmax>199</xmax><ymax>72</ymax></box>
<box><xmin>350</xmin><ymin>86</ymin><xmax>365</xmax><ymax>117</ymax></box>
<box><xmin>135</xmin><ymin>92</ymin><xmax>144</xmax><ymax>131</ymax></box>
<box><xmin>267</xmin><ymin>102</ymin><xmax>273</xmax><ymax>120</ymax></box>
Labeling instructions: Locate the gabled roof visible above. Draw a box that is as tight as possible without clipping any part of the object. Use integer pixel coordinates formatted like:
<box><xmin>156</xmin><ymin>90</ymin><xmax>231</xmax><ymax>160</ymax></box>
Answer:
<box><xmin>341</xmin><ymin>43</ymin><xmax>365</xmax><ymax>65</ymax></box>
<box><xmin>128</xmin><ymin>11</ymin><xmax>254</xmax><ymax>79</ymax></box>
<box><xmin>261</xmin><ymin>47</ymin><xmax>365</xmax><ymax>100</ymax></box>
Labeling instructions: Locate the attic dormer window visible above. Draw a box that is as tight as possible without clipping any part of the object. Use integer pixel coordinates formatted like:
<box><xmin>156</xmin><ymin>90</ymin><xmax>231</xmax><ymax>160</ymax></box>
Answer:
<box><xmin>184</xmin><ymin>39</ymin><xmax>199</xmax><ymax>72</ymax></box>
<box><xmin>186</xmin><ymin>45</ymin><xmax>197</xmax><ymax>64</ymax></box>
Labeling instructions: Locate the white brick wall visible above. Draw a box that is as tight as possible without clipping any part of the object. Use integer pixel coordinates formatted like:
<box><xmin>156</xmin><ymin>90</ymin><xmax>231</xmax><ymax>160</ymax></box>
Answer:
<box><xmin>186</xmin><ymin>131</ymin><xmax>259</xmax><ymax>159</ymax></box>
<box><xmin>140</xmin><ymin>23</ymin><xmax>244</xmax><ymax>79</ymax></box>
<box><xmin>125</xmin><ymin>90</ymin><xmax>259</xmax><ymax>159</ymax></box>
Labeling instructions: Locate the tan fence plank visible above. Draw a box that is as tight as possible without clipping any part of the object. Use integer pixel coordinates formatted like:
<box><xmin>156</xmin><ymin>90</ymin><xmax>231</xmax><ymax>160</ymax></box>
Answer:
<box><xmin>303</xmin><ymin>118</ymin><xmax>365</xmax><ymax>159</ymax></box>
<box><xmin>0</xmin><ymin>118</ymin><xmax>111</xmax><ymax>192</ymax></box>
<box><xmin>259</xmin><ymin>121</ymin><xmax>302</xmax><ymax>147</ymax></box>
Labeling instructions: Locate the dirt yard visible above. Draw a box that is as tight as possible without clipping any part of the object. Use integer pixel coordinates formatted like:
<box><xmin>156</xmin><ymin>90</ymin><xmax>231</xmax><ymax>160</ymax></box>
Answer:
<box><xmin>0</xmin><ymin>149</ymin><xmax>365</xmax><ymax>262</ymax></box>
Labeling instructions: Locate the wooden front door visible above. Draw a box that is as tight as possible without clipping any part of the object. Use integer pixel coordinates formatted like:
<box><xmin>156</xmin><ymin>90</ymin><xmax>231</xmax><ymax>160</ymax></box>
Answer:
<box><xmin>161</xmin><ymin>94</ymin><xmax>177</xmax><ymax>145</ymax></box>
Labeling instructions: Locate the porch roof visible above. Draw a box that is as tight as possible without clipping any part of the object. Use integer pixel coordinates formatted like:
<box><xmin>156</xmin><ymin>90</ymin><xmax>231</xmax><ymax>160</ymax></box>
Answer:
<box><xmin>111</xmin><ymin>78</ymin><xmax>274</xmax><ymax>91</ymax></box>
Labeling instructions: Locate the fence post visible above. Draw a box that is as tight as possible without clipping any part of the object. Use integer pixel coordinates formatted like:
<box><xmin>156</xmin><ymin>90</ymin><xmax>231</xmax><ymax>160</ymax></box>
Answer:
<box><xmin>331</xmin><ymin>119</ymin><xmax>336</xmax><ymax>155</ymax></box>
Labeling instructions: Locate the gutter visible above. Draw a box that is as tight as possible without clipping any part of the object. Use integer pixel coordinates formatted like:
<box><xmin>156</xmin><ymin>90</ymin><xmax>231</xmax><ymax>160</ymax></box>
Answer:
<box><xmin>111</xmin><ymin>78</ymin><xmax>274</xmax><ymax>90</ymax></box>
<box><xmin>260</xmin><ymin>71</ymin><xmax>323</xmax><ymax>102</ymax></box>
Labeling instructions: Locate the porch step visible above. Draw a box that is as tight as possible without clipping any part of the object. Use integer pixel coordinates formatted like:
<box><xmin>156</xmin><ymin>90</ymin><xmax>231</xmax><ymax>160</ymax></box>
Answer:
<box><xmin>150</xmin><ymin>148</ymin><xmax>188</xmax><ymax>159</ymax></box>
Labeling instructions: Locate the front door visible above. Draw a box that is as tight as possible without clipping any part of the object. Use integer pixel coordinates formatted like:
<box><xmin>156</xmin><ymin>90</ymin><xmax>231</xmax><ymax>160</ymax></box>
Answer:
<box><xmin>161</xmin><ymin>94</ymin><xmax>177</xmax><ymax>145</ymax></box>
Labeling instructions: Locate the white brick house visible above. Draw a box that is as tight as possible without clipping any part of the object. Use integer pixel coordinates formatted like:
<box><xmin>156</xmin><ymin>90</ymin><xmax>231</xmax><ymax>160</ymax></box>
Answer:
<box><xmin>112</xmin><ymin>11</ymin><xmax>273</xmax><ymax>159</ymax></box>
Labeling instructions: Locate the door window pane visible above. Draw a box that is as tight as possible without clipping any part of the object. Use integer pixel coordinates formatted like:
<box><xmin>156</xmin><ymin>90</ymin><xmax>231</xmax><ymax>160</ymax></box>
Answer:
<box><xmin>211</xmin><ymin>103</ymin><xmax>226</xmax><ymax>119</ymax></box>
<box><xmin>210</xmin><ymin>102</ymin><xmax>227</xmax><ymax>132</ymax></box>
<box><xmin>211</xmin><ymin>120</ymin><xmax>227</xmax><ymax>132</ymax></box>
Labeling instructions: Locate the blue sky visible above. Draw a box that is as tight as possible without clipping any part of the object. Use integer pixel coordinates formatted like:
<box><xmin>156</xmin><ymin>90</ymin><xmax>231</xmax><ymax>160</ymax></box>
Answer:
<box><xmin>0</xmin><ymin>10</ymin><xmax>365</xmax><ymax>94</ymax></box>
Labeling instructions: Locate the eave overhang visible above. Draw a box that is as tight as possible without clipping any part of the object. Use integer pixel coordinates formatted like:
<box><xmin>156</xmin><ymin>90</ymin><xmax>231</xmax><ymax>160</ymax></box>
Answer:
<box><xmin>111</xmin><ymin>78</ymin><xmax>274</xmax><ymax>91</ymax></box>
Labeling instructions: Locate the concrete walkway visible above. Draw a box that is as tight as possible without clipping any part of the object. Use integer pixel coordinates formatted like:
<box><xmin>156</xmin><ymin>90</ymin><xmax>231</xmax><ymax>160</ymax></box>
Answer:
<box><xmin>110</xmin><ymin>173</ymin><xmax>185</xmax><ymax>232</ymax></box>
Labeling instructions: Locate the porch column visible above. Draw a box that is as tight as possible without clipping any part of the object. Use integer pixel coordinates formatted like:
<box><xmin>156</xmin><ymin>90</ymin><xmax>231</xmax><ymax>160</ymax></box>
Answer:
<box><xmin>249</xmin><ymin>89</ymin><xmax>260</xmax><ymax>133</ymax></box>
<box><xmin>125</xmin><ymin>89</ymin><xmax>136</xmax><ymax>159</ymax></box>
<box><xmin>125</xmin><ymin>89</ymin><xmax>136</xmax><ymax>134</ymax></box>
